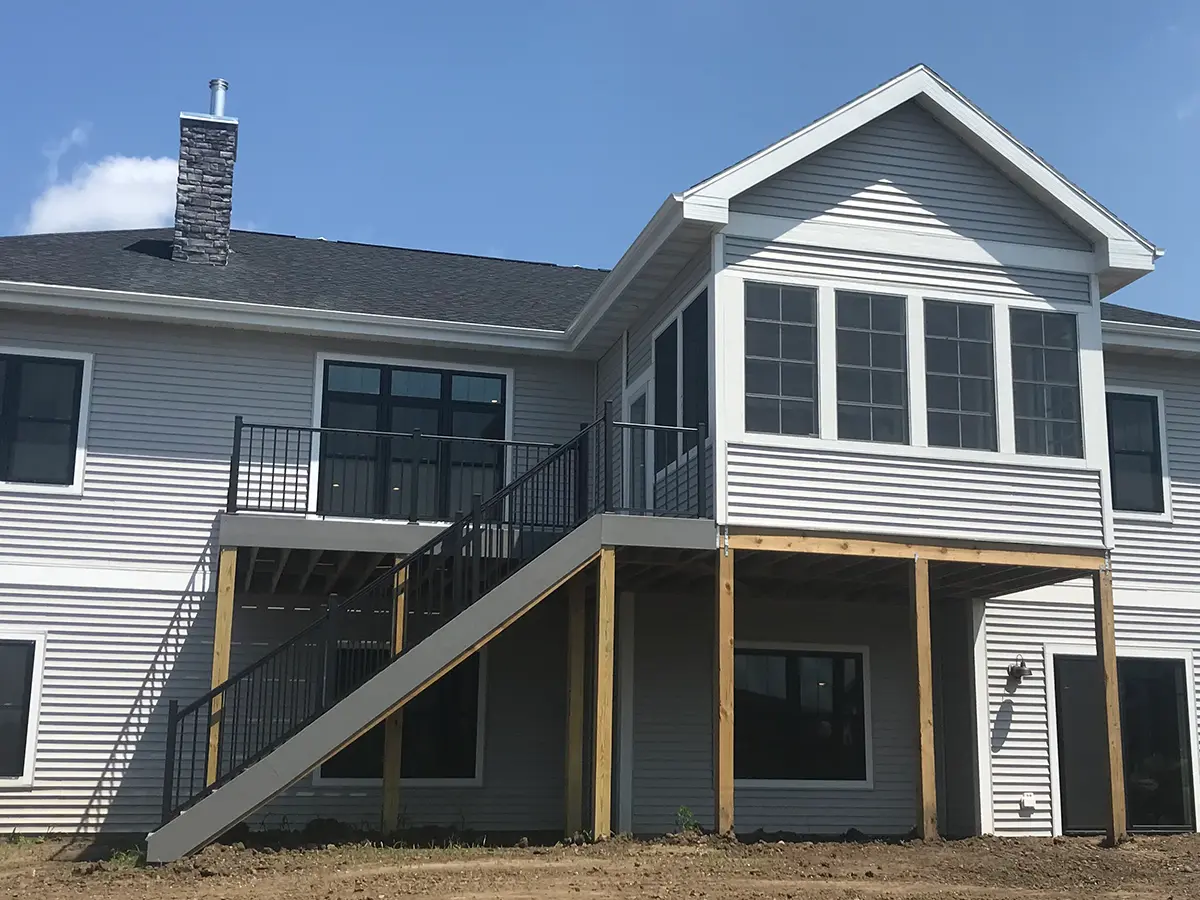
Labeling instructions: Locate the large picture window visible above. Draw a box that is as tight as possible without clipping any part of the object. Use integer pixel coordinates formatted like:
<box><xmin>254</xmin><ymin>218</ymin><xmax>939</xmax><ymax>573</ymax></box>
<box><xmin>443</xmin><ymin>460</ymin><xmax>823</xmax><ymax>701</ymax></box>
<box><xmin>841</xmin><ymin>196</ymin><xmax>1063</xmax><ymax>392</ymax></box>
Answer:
<box><xmin>0</xmin><ymin>353</ymin><xmax>85</xmax><ymax>487</ymax></box>
<box><xmin>734</xmin><ymin>646</ymin><xmax>868</xmax><ymax>783</ymax></box>
<box><xmin>653</xmin><ymin>290</ymin><xmax>709</xmax><ymax>467</ymax></box>
<box><xmin>0</xmin><ymin>636</ymin><xmax>42</xmax><ymax>784</ymax></box>
<box><xmin>836</xmin><ymin>291</ymin><xmax>908</xmax><ymax>444</ymax></box>
<box><xmin>321</xmin><ymin>650</ymin><xmax>482</xmax><ymax>781</ymax></box>
<box><xmin>1107</xmin><ymin>391</ymin><xmax>1166</xmax><ymax>513</ymax></box>
<box><xmin>320</xmin><ymin>361</ymin><xmax>506</xmax><ymax>520</ymax></box>
<box><xmin>1011</xmin><ymin>310</ymin><xmax>1082</xmax><ymax>458</ymax></box>
<box><xmin>744</xmin><ymin>282</ymin><xmax>817</xmax><ymax>436</ymax></box>
<box><xmin>924</xmin><ymin>299</ymin><xmax>997</xmax><ymax>450</ymax></box>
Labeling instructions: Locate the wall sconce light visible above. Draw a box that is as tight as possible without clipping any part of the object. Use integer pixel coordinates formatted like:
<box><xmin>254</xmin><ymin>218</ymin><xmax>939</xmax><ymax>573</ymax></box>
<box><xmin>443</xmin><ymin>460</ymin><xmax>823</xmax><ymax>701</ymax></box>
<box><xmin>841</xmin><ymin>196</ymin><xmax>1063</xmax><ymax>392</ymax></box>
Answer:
<box><xmin>1007</xmin><ymin>655</ymin><xmax>1032</xmax><ymax>682</ymax></box>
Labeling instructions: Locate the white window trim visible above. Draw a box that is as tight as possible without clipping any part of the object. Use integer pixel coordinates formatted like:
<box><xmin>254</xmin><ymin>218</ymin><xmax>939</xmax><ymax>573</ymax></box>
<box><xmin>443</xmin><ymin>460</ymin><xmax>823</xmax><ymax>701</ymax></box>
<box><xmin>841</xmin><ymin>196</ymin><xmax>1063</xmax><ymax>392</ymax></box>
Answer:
<box><xmin>313</xmin><ymin>646</ymin><xmax>489</xmax><ymax>788</ymax></box>
<box><xmin>0</xmin><ymin>346</ymin><xmax>93</xmax><ymax>497</ymax></box>
<box><xmin>1105</xmin><ymin>386</ymin><xmax>1173</xmax><ymax>523</ymax></box>
<box><xmin>725</xmin><ymin>269</ymin><xmax>1100</xmax><ymax>473</ymax></box>
<box><xmin>732</xmin><ymin>640</ymin><xmax>874</xmax><ymax>791</ymax></box>
<box><xmin>1043</xmin><ymin>642</ymin><xmax>1200</xmax><ymax>836</ymax></box>
<box><xmin>308</xmin><ymin>353</ymin><xmax>515</xmax><ymax>522</ymax></box>
<box><xmin>0</xmin><ymin>630</ymin><xmax>46</xmax><ymax>790</ymax></box>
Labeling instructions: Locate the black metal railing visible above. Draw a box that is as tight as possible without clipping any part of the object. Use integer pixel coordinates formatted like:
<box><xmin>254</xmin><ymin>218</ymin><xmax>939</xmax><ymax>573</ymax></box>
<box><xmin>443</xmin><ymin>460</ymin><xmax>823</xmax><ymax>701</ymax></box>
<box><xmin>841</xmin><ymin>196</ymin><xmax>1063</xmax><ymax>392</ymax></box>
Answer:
<box><xmin>163</xmin><ymin>407</ymin><xmax>707</xmax><ymax>822</ymax></box>
<box><xmin>226</xmin><ymin>418</ymin><xmax>557</xmax><ymax>521</ymax></box>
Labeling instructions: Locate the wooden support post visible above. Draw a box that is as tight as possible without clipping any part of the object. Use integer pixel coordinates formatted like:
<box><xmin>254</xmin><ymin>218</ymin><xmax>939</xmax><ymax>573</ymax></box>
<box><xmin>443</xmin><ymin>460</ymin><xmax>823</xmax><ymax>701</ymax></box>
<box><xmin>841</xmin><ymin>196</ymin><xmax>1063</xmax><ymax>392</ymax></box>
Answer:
<box><xmin>381</xmin><ymin>561</ymin><xmax>407</xmax><ymax>833</ymax></box>
<box><xmin>1093</xmin><ymin>566</ymin><xmax>1127</xmax><ymax>846</ymax></box>
<box><xmin>714</xmin><ymin>548</ymin><xmax>734</xmax><ymax>836</ymax></box>
<box><xmin>910</xmin><ymin>556</ymin><xmax>937</xmax><ymax>840</ymax></box>
<box><xmin>207</xmin><ymin>546</ymin><xmax>237</xmax><ymax>786</ymax></box>
<box><xmin>591</xmin><ymin>548</ymin><xmax>616</xmax><ymax>840</ymax></box>
<box><xmin>564</xmin><ymin>576</ymin><xmax>586</xmax><ymax>838</ymax></box>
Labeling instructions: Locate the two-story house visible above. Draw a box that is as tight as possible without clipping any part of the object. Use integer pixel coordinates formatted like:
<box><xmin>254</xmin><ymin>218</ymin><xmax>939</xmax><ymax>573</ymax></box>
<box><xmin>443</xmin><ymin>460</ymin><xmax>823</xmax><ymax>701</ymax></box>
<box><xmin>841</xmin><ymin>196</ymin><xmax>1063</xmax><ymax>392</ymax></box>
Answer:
<box><xmin>0</xmin><ymin>66</ymin><xmax>1191</xmax><ymax>861</ymax></box>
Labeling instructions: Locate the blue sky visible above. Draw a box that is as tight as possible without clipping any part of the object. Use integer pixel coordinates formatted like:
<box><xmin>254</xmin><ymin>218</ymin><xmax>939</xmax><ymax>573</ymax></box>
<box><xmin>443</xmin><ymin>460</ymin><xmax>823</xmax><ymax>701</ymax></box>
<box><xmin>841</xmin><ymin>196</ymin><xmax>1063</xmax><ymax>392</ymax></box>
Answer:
<box><xmin>1</xmin><ymin>1</ymin><xmax>1195</xmax><ymax>315</ymax></box>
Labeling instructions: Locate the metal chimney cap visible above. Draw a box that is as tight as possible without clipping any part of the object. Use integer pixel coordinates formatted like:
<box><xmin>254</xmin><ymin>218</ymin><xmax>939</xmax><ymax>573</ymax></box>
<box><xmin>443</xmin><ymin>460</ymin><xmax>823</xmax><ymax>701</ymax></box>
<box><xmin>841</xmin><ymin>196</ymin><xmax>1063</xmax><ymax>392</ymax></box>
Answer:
<box><xmin>208</xmin><ymin>78</ymin><xmax>229</xmax><ymax>117</ymax></box>
<box><xmin>209</xmin><ymin>78</ymin><xmax>229</xmax><ymax>90</ymax></box>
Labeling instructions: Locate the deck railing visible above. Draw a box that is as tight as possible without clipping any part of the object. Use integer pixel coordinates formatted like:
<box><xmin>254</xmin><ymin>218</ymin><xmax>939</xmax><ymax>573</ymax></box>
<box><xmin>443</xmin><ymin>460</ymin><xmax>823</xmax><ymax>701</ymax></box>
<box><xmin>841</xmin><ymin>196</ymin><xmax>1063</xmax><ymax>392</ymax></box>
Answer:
<box><xmin>164</xmin><ymin>406</ymin><xmax>707</xmax><ymax>821</ymax></box>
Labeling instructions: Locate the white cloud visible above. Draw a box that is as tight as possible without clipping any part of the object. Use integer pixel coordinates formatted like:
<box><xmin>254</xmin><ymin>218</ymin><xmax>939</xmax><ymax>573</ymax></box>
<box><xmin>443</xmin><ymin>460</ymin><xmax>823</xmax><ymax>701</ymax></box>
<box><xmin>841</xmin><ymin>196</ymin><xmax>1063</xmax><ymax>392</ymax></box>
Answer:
<box><xmin>43</xmin><ymin>124</ymin><xmax>89</xmax><ymax>182</ymax></box>
<box><xmin>24</xmin><ymin>155</ymin><xmax>178</xmax><ymax>234</ymax></box>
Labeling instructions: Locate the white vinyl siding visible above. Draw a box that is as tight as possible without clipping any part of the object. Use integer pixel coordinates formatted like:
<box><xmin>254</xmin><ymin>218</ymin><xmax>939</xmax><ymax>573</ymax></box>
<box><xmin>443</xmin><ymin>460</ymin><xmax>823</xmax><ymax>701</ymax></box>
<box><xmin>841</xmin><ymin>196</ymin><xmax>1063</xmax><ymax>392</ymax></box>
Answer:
<box><xmin>1104</xmin><ymin>352</ymin><xmax>1200</xmax><ymax>590</ymax></box>
<box><xmin>726</xmin><ymin>443</ymin><xmax>1105</xmax><ymax>549</ymax></box>
<box><xmin>633</xmin><ymin>590</ymin><xmax>918</xmax><ymax>836</ymax></box>
<box><xmin>731</xmin><ymin>101</ymin><xmax>1089</xmax><ymax>252</ymax></box>
<box><xmin>725</xmin><ymin>238</ymin><xmax>1091</xmax><ymax>306</ymax></box>
<box><xmin>982</xmin><ymin>587</ymin><xmax>1200</xmax><ymax>836</ymax></box>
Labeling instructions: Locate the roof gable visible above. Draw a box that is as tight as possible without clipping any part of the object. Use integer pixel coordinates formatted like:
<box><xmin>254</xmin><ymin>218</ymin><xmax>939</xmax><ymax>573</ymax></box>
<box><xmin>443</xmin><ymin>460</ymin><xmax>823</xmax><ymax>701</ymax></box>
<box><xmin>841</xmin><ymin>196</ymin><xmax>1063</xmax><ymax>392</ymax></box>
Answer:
<box><xmin>731</xmin><ymin>100</ymin><xmax>1090</xmax><ymax>252</ymax></box>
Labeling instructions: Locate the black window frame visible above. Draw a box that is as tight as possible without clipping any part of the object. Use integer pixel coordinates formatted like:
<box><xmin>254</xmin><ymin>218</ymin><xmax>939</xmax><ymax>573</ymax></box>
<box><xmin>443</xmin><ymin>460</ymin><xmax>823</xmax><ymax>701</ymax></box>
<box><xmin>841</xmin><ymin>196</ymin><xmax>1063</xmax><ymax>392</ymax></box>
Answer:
<box><xmin>743</xmin><ymin>281</ymin><xmax>818</xmax><ymax>437</ymax></box>
<box><xmin>924</xmin><ymin>298</ymin><xmax>998</xmax><ymax>451</ymax></box>
<box><xmin>835</xmin><ymin>291</ymin><xmax>909</xmax><ymax>444</ymax></box>
<box><xmin>319</xmin><ymin>648</ymin><xmax>483</xmax><ymax>782</ymax></box>
<box><xmin>0</xmin><ymin>352</ymin><xmax>86</xmax><ymax>487</ymax></box>
<box><xmin>1106</xmin><ymin>391</ymin><xmax>1166</xmax><ymax>514</ymax></box>
<box><xmin>0</xmin><ymin>636</ymin><xmax>39</xmax><ymax>782</ymax></box>
<box><xmin>319</xmin><ymin>360</ymin><xmax>508</xmax><ymax>519</ymax></box>
<box><xmin>652</xmin><ymin>290</ymin><xmax>710</xmax><ymax>471</ymax></box>
<box><xmin>1010</xmin><ymin>309</ymin><xmax>1083</xmax><ymax>459</ymax></box>
<box><xmin>733</xmin><ymin>645</ymin><xmax>869</xmax><ymax>784</ymax></box>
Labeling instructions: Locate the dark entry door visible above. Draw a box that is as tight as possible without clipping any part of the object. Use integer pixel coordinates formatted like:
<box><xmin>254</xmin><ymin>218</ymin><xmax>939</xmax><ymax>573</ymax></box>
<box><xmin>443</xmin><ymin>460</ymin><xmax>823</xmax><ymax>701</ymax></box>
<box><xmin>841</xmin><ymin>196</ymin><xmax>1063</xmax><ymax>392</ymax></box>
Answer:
<box><xmin>1055</xmin><ymin>655</ymin><xmax>1195</xmax><ymax>833</ymax></box>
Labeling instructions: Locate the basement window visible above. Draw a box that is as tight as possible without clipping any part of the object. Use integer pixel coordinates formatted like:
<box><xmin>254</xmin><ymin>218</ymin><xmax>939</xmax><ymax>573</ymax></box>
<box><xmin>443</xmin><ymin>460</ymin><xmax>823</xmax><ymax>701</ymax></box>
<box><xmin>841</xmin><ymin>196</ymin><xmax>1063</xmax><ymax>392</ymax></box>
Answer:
<box><xmin>318</xmin><ymin>650</ymin><xmax>483</xmax><ymax>783</ymax></box>
<box><xmin>0</xmin><ymin>633</ymin><xmax>44</xmax><ymax>787</ymax></box>
<box><xmin>734</xmin><ymin>646</ymin><xmax>869</xmax><ymax>786</ymax></box>
<box><xmin>0</xmin><ymin>351</ymin><xmax>88</xmax><ymax>489</ymax></box>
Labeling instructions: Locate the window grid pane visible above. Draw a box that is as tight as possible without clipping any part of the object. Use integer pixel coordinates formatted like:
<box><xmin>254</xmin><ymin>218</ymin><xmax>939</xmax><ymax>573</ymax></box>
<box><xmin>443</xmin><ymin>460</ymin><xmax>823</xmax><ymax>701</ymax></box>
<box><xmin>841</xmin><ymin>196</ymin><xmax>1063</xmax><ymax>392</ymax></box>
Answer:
<box><xmin>924</xmin><ymin>299</ymin><xmax>997</xmax><ymax>451</ymax></box>
<box><xmin>836</xmin><ymin>291</ymin><xmax>908</xmax><ymax>444</ymax></box>
<box><xmin>743</xmin><ymin>282</ymin><xmax>817</xmax><ymax>436</ymax></box>
<box><xmin>1010</xmin><ymin>310</ymin><xmax>1082</xmax><ymax>458</ymax></box>
<box><xmin>1107</xmin><ymin>392</ymin><xmax>1164</xmax><ymax>513</ymax></box>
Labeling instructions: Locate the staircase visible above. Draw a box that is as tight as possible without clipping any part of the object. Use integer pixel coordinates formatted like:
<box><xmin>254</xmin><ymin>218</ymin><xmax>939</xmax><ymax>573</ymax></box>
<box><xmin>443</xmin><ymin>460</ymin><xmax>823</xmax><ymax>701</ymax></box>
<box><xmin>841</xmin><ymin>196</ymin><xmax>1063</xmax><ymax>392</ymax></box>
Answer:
<box><xmin>147</xmin><ymin>411</ymin><xmax>707</xmax><ymax>862</ymax></box>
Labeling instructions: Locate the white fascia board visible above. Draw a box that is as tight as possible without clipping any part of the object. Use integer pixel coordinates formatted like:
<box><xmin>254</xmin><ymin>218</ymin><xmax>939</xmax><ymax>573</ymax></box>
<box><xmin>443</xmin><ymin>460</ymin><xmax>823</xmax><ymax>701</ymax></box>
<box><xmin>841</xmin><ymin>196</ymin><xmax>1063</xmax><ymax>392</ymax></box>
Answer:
<box><xmin>1102</xmin><ymin>319</ymin><xmax>1200</xmax><ymax>356</ymax></box>
<box><xmin>565</xmin><ymin>195</ymin><xmax>689</xmax><ymax>347</ymax></box>
<box><xmin>684</xmin><ymin>65</ymin><xmax>1157</xmax><ymax>276</ymax></box>
<box><xmin>0</xmin><ymin>281</ymin><xmax>572</xmax><ymax>354</ymax></box>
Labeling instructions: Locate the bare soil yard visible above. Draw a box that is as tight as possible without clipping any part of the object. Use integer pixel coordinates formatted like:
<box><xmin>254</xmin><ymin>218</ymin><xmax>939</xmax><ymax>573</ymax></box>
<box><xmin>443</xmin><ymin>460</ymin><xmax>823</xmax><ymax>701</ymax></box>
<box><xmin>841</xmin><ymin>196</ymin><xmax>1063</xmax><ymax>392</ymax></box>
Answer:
<box><xmin>3</xmin><ymin>832</ymin><xmax>1200</xmax><ymax>899</ymax></box>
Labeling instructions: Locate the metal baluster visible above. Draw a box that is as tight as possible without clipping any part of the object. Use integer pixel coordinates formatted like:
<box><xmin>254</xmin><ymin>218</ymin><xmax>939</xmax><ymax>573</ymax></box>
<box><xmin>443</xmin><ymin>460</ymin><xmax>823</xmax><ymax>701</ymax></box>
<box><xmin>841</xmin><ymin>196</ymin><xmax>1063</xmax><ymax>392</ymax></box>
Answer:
<box><xmin>696</xmin><ymin>422</ymin><xmax>707</xmax><ymax>519</ymax></box>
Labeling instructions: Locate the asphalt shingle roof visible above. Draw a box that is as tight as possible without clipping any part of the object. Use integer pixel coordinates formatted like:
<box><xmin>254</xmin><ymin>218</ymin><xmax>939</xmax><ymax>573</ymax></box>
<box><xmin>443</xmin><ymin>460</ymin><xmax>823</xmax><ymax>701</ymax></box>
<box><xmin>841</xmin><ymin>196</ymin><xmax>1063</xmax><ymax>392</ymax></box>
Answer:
<box><xmin>0</xmin><ymin>229</ymin><xmax>1193</xmax><ymax>337</ymax></box>
<box><xmin>0</xmin><ymin>229</ymin><xmax>610</xmax><ymax>331</ymax></box>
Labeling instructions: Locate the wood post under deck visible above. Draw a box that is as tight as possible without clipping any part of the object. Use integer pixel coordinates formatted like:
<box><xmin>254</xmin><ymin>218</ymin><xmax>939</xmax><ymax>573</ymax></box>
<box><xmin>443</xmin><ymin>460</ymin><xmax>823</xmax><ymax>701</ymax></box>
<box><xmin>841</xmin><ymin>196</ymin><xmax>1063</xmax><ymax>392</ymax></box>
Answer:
<box><xmin>591</xmin><ymin>548</ymin><xmax>616</xmax><ymax>840</ymax></box>
<box><xmin>1093</xmin><ymin>566</ymin><xmax>1127</xmax><ymax>845</ymax></box>
<box><xmin>381</xmin><ymin>561</ymin><xmax>407</xmax><ymax>833</ymax></box>
<box><xmin>910</xmin><ymin>556</ymin><xmax>937</xmax><ymax>840</ymax></box>
<box><xmin>206</xmin><ymin>547</ymin><xmax>238</xmax><ymax>786</ymax></box>
<box><xmin>714</xmin><ymin>548</ymin><xmax>735</xmax><ymax>836</ymax></box>
<box><xmin>564</xmin><ymin>575</ymin><xmax>586</xmax><ymax>837</ymax></box>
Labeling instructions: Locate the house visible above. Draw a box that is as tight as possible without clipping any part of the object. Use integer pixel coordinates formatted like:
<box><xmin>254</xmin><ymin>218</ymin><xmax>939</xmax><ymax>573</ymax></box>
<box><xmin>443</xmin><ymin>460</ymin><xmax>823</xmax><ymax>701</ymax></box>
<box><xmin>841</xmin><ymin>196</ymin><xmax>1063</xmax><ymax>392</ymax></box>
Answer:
<box><xmin>0</xmin><ymin>66</ymin><xmax>1194</xmax><ymax>860</ymax></box>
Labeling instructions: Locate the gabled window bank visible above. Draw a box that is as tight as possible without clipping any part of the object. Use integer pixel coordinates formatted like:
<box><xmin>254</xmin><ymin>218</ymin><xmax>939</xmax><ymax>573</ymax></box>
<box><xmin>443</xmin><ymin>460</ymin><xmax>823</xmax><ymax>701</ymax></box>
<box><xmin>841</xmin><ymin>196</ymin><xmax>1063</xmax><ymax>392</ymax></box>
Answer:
<box><xmin>742</xmin><ymin>280</ymin><xmax>1084</xmax><ymax>459</ymax></box>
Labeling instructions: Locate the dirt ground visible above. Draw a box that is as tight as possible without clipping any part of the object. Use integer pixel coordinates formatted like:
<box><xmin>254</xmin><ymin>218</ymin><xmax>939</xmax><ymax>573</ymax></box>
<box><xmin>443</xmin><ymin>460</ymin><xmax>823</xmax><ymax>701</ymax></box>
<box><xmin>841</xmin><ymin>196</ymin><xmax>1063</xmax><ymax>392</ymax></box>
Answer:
<box><xmin>3</xmin><ymin>833</ymin><xmax>1200</xmax><ymax>900</ymax></box>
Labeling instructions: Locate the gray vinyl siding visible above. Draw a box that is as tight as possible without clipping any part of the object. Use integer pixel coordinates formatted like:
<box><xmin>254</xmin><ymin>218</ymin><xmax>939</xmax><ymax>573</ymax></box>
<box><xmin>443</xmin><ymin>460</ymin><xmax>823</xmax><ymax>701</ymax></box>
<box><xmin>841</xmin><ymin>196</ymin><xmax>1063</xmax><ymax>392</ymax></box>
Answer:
<box><xmin>632</xmin><ymin>591</ymin><xmax>917</xmax><ymax>837</ymax></box>
<box><xmin>724</xmin><ymin>237</ymin><xmax>1091</xmax><ymax>305</ymax></box>
<box><xmin>596</xmin><ymin>340</ymin><xmax>623</xmax><ymax>418</ymax></box>
<box><xmin>731</xmin><ymin>101</ymin><xmax>1089</xmax><ymax>252</ymax></box>
<box><xmin>726</xmin><ymin>443</ymin><xmax>1106</xmax><ymax>550</ymax></box>
<box><xmin>625</xmin><ymin>247</ymin><xmax>709</xmax><ymax>384</ymax></box>
<box><xmin>0</xmin><ymin>310</ymin><xmax>594</xmax><ymax>569</ymax></box>
<box><xmin>1104</xmin><ymin>351</ymin><xmax>1200</xmax><ymax>590</ymax></box>
<box><xmin>983</xmin><ymin>588</ymin><xmax>1200</xmax><ymax>836</ymax></box>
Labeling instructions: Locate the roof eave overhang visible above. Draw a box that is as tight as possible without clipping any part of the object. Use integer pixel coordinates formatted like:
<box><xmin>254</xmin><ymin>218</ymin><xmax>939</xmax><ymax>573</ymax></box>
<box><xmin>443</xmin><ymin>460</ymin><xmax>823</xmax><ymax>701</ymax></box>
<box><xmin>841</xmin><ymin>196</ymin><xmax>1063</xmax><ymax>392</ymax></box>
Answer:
<box><xmin>681</xmin><ymin>65</ymin><xmax>1158</xmax><ymax>293</ymax></box>
<box><xmin>0</xmin><ymin>280</ymin><xmax>574</xmax><ymax>355</ymax></box>
<box><xmin>1102</xmin><ymin>319</ymin><xmax>1200</xmax><ymax>356</ymax></box>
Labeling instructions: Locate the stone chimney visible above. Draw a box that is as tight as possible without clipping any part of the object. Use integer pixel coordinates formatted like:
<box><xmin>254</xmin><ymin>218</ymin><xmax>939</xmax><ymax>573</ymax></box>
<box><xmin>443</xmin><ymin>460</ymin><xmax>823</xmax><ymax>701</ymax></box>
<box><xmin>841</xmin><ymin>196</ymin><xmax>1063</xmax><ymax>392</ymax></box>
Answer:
<box><xmin>172</xmin><ymin>79</ymin><xmax>237</xmax><ymax>265</ymax></box>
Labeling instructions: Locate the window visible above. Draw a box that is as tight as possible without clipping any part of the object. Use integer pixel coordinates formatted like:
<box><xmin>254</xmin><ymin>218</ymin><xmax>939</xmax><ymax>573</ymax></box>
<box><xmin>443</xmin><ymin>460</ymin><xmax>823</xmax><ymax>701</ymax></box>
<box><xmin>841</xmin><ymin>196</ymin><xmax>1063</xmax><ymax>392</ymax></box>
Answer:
<box><xmin>1107</xmin><ymin>392</ymin><xmax>1165</xmax><ymax>513</ymax></box>
<box><xmin>836</xmin><ymin>292</ymin><xmax>908</xmax><ymax>443</ymax></box>
<box><xmin>1011</xmin><ymin>310</ymin><xmax>1082</xmax><ymax>458</ymax></box>
<box><xmin>321</xmin><ymin>650</ymin><xmax>482</xmax><ymax>781</ymax></box>
<box><xmin>744</xmin><ymin>282</ymin><xmax>817</xmax><ymax>436</ymax></box>
<box><xmin>320</xmin><ymin>361</ymin><xmax>507</xmax><ymax>519</ymax></box>
<box><xmin>925</xmin><ymin>300</ymin><xmax>997</xmax><ymax>450</ymax></box>
<box><xmin>0</xmin><ymin>353</ymin><xmax>85</xmax><ymax>486</ymax></box>
<box><xmin>653</xmin><ymin>321</ymin><xmax>678</xmax><ymax>471</ymax></box>
<box><xmin>653</xmin><ymin>290</ymin><xmax>709</xmax><ymax>467</ymax></box>
<box><xmin>734</xmin><ymin>647</ymin><xmax>868</xmax><ymax>783</ymax></box>
<box><xmin>626</xmin><ymin>390</ymin><xmax>648</xmax><ymax>511</ymax></box>
<box><xmin>681</xmin><ymin>294</ymin><xmax>709</xmax><ymax>452</ymax></box>
<box><xmin>0</xmin><ymin>635</ymin><xmax>43</xmax><ymax>785</ymax></box>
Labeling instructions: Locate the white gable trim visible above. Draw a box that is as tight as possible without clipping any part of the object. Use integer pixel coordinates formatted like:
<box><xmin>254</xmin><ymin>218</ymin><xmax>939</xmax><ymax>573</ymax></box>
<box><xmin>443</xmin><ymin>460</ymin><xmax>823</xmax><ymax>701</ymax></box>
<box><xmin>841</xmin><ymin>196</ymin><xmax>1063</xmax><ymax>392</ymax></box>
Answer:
<box><xmin>684</xmin><ymin>66</ymin><xmax>1156</xmax><ymax>276</ymax></box>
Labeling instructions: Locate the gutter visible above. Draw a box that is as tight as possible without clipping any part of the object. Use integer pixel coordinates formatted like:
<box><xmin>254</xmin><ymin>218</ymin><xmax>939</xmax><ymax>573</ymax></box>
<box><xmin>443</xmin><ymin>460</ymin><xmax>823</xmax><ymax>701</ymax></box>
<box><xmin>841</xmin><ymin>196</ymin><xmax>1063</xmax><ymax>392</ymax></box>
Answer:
<box><xmin>0</xmin><ymin>280</ymin><xmax>573</xmax><ymax>354</ymax></box>
<box><xmin>1101</xmin><ymin>318</ymin><xmax>1200</xmax><ymax>355</ymax></box>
